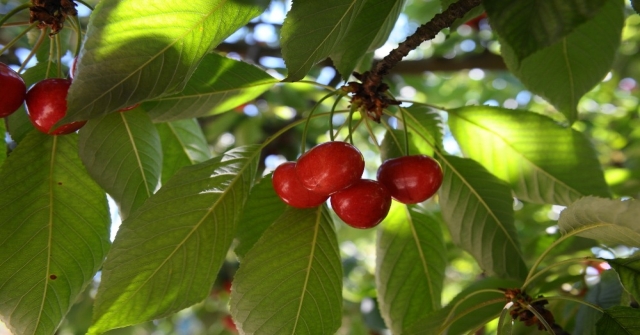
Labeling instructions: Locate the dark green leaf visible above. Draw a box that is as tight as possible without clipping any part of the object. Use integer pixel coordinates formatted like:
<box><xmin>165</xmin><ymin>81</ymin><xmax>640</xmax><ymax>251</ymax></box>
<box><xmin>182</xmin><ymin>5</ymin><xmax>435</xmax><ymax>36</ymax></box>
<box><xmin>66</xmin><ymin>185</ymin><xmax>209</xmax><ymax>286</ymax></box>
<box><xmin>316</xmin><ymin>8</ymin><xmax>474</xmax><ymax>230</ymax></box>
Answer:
<box><xmin>234</xmin><ymin>174</ymin><xmax>287</xmax><ymax>260</ymax></box>
<box><xmin>0</xmin><ymin>131</ymin><xmax>110</xmax><ymax>335</ymax></box>
<box><xmin>64</xmin><ymin>0</ymin><xmax>268</xmax><ymax>122</ymax></box>
<box><xmin>89</xmin><ymin>145</ymin><xmax>260</xmax><ymax>333</ymax></box>
<box><xmin>329</xmin><ymin>0</ymin><xmax>405</xmax><ymax>78</ymax></box>
<box><xmin>156</xmin><ymin>119</ymin><xmax>212</xmax><ymax>183</ymax></box>
<box><xmin>448</xmin><ymin>106</ymin><xmax>610</xmax><ymax>205</ymax></box>
<box><xmin>145</xmin><ymin>53</ymin><xmax>277</xmax><ymax>122</ymax></box>
<box><xmin>380</xmin><ymin>130</ymin><xmax>430</xmax><ymax>161</ymax></box>
<box><xmin>596</xmin><ymin>306</ymin><xmax>640</xmax><ymax>335</ymax></box>
<box><xmin>230</xmin><ymin>206</ymin><xmax>343</xmax><ymax>334</ymax></box>
<box><xmin>558</xmin><ymin>197</ymin><xmax>640</xmax><ymax>247</ymax></box>
<box><xmin>575</xmin><ymin>270</ymin><xmax>623</xmax><ymax>335</ymax></box>
<box><xmin>485</xmin><ymin>0</ymin><xmax>607</xmax><ymax>63</ymax></box>
<box><xmin>500</xmin><ymin>0</ymin><xmax>624</xmax><ymax>123</ymax></box>
<box><xmin>405</xmin><ymin>277</ymin><xmax>520</xmax><ymax>335</ymax></box>
<box><xmin>608</xmin><ymin>256</ymin><xmax>640</xmax><ymax>303</ymax></box>
<box><xmin>281</xmin><ymin>0</ymin><xmax>366</xmax><ymax>81</ymax></box>
<box><xmin>438</xmin><ymin>155</ymin><xmax>527</xmax><ymax>280</ymax></box>
<box><xmin>78</xmin><ymin>109</ymin><xmax>162</xmax><ymax>220</ymax></box>
<box><xmin>633</xmin><ymin>0</ymin><xmax>640</xmax><ymax>14</ymax></box>
<box><xmin>376</xmin><ymin>204</ymin><xmax>447</xmax><ymax>333</ymax></box>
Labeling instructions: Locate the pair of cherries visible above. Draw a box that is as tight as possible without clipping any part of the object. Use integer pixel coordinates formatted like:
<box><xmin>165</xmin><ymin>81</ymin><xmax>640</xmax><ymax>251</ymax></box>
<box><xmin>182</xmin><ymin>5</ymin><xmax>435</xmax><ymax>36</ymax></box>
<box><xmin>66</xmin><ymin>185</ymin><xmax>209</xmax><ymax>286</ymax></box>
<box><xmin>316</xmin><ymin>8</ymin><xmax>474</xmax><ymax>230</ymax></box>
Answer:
<box><xmin>272</xmin><ymin>141</ymin><xmax>443</xmax><ymax>229</ymax></box>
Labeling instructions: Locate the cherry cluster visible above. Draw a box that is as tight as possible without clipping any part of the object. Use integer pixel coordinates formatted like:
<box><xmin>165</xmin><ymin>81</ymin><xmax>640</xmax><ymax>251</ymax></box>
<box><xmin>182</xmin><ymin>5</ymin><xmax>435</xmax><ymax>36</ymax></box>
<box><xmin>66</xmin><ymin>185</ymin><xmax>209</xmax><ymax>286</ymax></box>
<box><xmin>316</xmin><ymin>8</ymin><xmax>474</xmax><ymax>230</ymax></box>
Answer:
<box><xmin>0</xmin><ymin>60</ymin><xmax>138</xmax><ymax>135</ymax></box>
<box><xmin>273</xmin><ymin>141</ymin><xmax>443</xmax><ymax>229</ymax></box>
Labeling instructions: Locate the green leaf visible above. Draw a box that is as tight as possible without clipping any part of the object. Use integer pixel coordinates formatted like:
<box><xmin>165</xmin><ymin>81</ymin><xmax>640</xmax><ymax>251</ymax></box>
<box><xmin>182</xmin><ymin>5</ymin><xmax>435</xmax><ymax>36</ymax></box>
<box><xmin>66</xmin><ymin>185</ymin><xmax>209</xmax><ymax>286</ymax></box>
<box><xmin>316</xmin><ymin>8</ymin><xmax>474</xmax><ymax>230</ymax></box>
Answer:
<box><xmin>401</xmin><ymin>105</ymin><xmax>444</xmax><ymax>152</ymax></box>
<box><xmin>438</xmin><ymin>155</ymin><xmax>527</xmax><ymax>280</ymax></box>
<box><xmin>230</xmin><ymin>206</ymin><xmax>342</xmax><ymax>334</ymax></box>
<box><xmin>609</xmin><ymin>256</ymin><xmax>640</xmax><ymax>303</ymax></box>
<box><xmin>0</xmin><ymin>131</ymin><xmax>110</xmax><ymax>335</ymax></box>
<box><xmin>144</xmin><ymin>53</ymin><xmax>277</xmax><ymax>122</ymax></box>
<box><xmin>633</xmin><ymin>0</ymin><xmax>640</xmax><ymax>14</ymax></box>
<box><xmin>596</xmin><ymin>306</ymin><xmax>640</xmax><ymax>335</ymax></box>
<box><xmin>376</xmin><ymin>204</ymin><xmax>447</xmax><ymax>334</ymax></box>
<box><xmin>575</xmin><ymin>270</ymin><xmax>623</xmax><ymax>335</ymax></box>
<box><xmin>485</xmin><ymin>0</ymin><xmax>607</xmax><ymax>63</ymax></box>
<box><xmin>64</xmin><ymin>0</ymin><xmax>268</xmax><ymax>122</ymax></box>
<box><xmin>89</xmin><ymin>145</ymin><xmax>260</xmax><ymax>333</ymax></box>
<box><xmin>156</xmin><ymin>119</ymin><xmax>212</xmax><ymax>184</ymax></box>
<box><xmin>500</xmin><ymin>0</ymin><xmax>624</xmax><ymax>123</ymax></box>
<box><xmin>380</xmin><ymin>130</ymin><xmax>432</xmax><ymax>161</ymax></box>
<box><xmin>78</xmin><ymin>110</ymin><xmax>162</xmax><ymax>220</ymax></box>
<box><xmin>0</xmin><ymin>121</ymin><xmax>5</xmax><ymax>167</ymax></box>
<box><xmin>6</xmin><ymin>62</ymin><xmax>60</xmax><ymax>143</ymax></box>
<box><xmin>281</xmin><ymin>0</ymin><xmax>366</xmax><ymax>81</ymax></box>
<box><xmin>329</xmin><ymin>0</ymin><xmax>405</xmax><ymax>78</ymax></box>
<box><xmin>448</xmin><ymin>106</ymin><xmax>610</xmax><ymax>206</ymax></box>
<box><xmin>557</xmin><ymin>197</ymin><xmax>640</xmax><ymax>247</ymax></box>
<box><xmin>405</xmin><ymin>277</ymin><xmax>520</xmax><ymax>335</ymax></box>
<box><xmin>234</xmin><ymin>174</ymin><xmax>287</xmax><ymax>260</ymax></box>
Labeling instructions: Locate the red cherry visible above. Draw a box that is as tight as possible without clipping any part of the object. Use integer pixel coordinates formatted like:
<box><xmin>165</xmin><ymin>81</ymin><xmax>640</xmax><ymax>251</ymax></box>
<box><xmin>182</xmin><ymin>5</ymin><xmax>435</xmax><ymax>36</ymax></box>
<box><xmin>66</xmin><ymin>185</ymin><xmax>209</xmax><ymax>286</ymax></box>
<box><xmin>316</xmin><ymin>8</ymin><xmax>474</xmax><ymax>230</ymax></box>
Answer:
<box><xmin>222</xmin><ymin>315</ymin><xmax>237</xmax><ymax>332</ymax></box>
<box><xmin>330</xmin><ymin>179</ymin><xmax>391</xmax><ymax>229</ymax></box>
<box><xmin>377</xmin><ymin>155</ymin><xmax>443</xmax><ymax>204</ymax></box>
<box><xmin>0</xmin><ymin>63</ymin><xmax>27</xmax><ymax>117</ymax></box>
<box><xmin>25</xmin><ymin>78</ymin><xmax>86</xmax><ymax>135</ymax></box>
<box><xmin>296</xmin><ymin>142</ymin><xmax>365</xmax><ymax>196</ymax></box>
<box><xmin>273</xmin><ymin>162</ymin><xmax>328</xmax><ymax>208</ymax></box>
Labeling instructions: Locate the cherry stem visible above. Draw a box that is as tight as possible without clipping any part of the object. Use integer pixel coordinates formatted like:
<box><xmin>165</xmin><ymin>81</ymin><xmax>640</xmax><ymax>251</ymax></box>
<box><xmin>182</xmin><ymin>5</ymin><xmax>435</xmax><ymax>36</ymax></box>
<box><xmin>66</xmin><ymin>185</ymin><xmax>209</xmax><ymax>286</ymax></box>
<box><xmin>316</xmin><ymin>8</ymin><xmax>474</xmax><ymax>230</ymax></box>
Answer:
<box><xmin>19</xmin><ymin>28</ymin><xmax>47</xmax><ymax>73</ymax></box>
<box><xmin>521</xmin><ymin>302</ymin><xmax>553</xmax><ymax>333</ymax></box>
<box><xmin>496</xmin><ymin>302</ymin><xmax>514</xmax><ymax>335</ymax></box>
<box><xmin>439</xmin><ymin>297</ymin><xmax>505</xmax><ymax>335</ymax></box>
<box><xmin>2</xmin><ymin>21</ymin><xmax>31</xmax><ymax>27</ymax></box>
<box><xmin>266</xmin><ymin>110</ymin><xmax>349</xmax><ymax>151</ymax></box>
<box><xmin>537</xmin><ymin>296</ymin><xmax>603</xmax><ymax>313</ymax></box>
<box><xmin>297</xmin><ymin>80</ymin><xmax>337</xmax><ymax>92</ymax></box>
<box><xmin>343</xmin><ymin>118</ymin><xmax>363</xmax><ymax>143</ymax></box>
<box><xmin>74</xmin><ymin>0</ymin><xmax>94</xmax><ymax>11</ymax></box>
<box><xmin>328</xmin><ymin>94</ymin><xmax>345</xmax><ymax>141</ymax></box>
<box><xmin>71</xmin><ymin>15</ymin><xmax>83</xmax><ymax>57</ymax></box>
<box><xmin>346</xmin><ymin>104</ymin><xmax>357</xmax><ymax>145</ymax></box>
<box><xmin>397</xmin><ymin>99</ymin><xmax>446</xmax><ymax>111</ymax></box>
<box><xmin>379</xmin><ymin>118</ymin><xmax>405</xmax><ymax>158</ymax></box>
<box><xmin>523</xmin><ymin>223</ymin><xmax>609</xmax><ymax>290</ymax></box>
<box><xmin>56</xmin><ymin>34</ymin><xmax>63</xmax><ymax>77</ymax></box>
<box><xmin>300</xmin><ymin>90</ymin><xmax>341</xmax><ymax>153</ymax></box>
<box><xmin>521</xmin><ymin>256</ymin><xmax>601</xmax><ymax>291</ymax></box>
<box><xmin>46</xmin><ymin>32</ymin><xmax>55</xmax><ymax>77</ymax></box>
<box><xmin>0</xmin><ymin>22</ymin><xmax>38</xmax><ymax>56</ymax></box>
<box><xmin>0</xmin><ymin>3</ymin><xmax>31</xmax><ymax>28</ymax></box>
<box><xmin>363</xmin><ymin>112</ymin><xmax>381</xmax><ymax>152</ymax></box>
<box><xmin>397</xmin><ymin>105</ymin><xmax>410</xmax><ymax>156</ymax></box>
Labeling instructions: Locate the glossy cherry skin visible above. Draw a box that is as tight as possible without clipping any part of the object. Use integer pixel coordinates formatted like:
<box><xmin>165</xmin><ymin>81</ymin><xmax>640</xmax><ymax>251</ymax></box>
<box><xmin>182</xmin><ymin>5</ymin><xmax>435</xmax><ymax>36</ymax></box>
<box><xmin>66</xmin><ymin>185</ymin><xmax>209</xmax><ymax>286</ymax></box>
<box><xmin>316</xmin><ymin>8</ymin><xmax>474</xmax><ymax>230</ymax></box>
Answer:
<box><xmin>25</xmin><ymin>78</ymin><xmax>86</xmax><ymax>135</ymax></box>
<box><xmin>330</xmin><ymin>179</ymin><xmax>391</xmax><ymax>229</ymax></box>
<box><xmin>377</xmin><ymin>155</ymin><xmax>443</xmax><ymax>204</ymax></box>
<box><xmin>273</xmin><ymin>162</ymin><xmax>329</xmax><ymax>208</ymax></box>
<box><xmin>0</xmin><ymin>63</ymin><xmax>27</xmax><ymax>117</ymax></box>
<box><xmin>296</xmin><ymin>142</ymin><xmax>365</xmax><ymax>196</ymax></box>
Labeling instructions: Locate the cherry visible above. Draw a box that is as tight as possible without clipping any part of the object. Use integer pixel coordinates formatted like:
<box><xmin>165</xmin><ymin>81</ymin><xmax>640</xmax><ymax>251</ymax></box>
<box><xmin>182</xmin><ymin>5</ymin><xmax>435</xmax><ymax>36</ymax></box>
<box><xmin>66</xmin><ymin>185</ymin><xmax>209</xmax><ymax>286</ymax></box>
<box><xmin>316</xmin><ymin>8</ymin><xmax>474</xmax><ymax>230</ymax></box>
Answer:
<box><xmin>273</xmin><ymin>162</ymin><xmax>328</xmax><ymax>208</ymax></box>
<box><xmin>296</xmin><ymin>142</ymin><xmax>365</xmax><ymax>196</ymax></box>
<box><xmin>0</xmin><ymin>63</ymin><xmax>27</xmax><ymax>118</ymax></box>
<box><xmin>330</xmin><ymin>179</ymin><xmax>391</xmax><ymax>229</ymax></box>
<box><xmin>377</xmin><ymin>155</ymin><xmax>443</xmax><ymax>204</ymax></box>
<box><xmin>25</xmin><ymin>78</ymin><xmax>86</xmax><ymax>135</ymax></box>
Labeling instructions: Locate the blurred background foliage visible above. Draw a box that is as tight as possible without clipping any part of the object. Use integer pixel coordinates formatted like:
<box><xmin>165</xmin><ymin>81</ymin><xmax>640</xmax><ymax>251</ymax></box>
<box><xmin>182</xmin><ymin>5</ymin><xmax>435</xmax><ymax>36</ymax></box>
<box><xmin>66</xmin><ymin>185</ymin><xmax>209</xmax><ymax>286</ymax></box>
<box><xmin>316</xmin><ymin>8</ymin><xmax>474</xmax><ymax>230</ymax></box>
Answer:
<box><xmin>1</xmin><ymin>0</ymin><xmax>639</xmax><ymax>334</ymax></box>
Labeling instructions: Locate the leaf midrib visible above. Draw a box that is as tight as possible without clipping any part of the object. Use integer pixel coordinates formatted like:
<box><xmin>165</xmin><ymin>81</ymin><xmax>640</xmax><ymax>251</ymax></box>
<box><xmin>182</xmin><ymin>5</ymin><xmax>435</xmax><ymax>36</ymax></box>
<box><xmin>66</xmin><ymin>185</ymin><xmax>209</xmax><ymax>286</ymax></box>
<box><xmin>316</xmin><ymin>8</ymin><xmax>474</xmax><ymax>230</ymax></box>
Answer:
<box><xmin>403</xmin><ymin>110</ymin><xmax>523</xmax><ymax>260</ymax></box>
<box><xmin>291</xmin><ymin>207</ymin><xmax>322</xmax><ymax>334</ymax></box>
<box><xmin>121</xmin><ymin>113</ymin><xmax>152</xmax><ymax>198</ymax></box>
<box><xmin>76</xmin><ymin>0</ymin><xmax>229</xmax><ymax>116</ymax></box>
<box><xmin>34</xmin><ymin>136</ymin><xmax>57</xmax><ymax>334</ymax></box>
<box><xmin>105</xmin><ymin>147</ymin><xmax>259</xmax><ymax>317</ymax></box>
<box><xmin>406</xmin><ymin>207</ymin><xmax>437</xmax><ymax>311</ymax></box>
<box><xmin>452</xmin><ymin>112</ymin><xmax>583</xmax><ymax>200</ymax></box>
